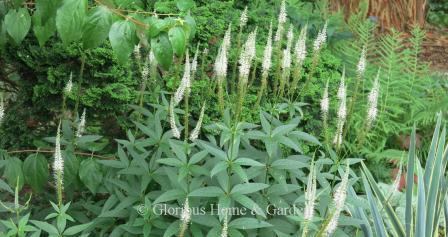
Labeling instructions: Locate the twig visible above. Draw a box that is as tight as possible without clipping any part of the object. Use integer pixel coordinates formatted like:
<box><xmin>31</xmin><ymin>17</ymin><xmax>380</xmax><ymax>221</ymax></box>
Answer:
<box><xmin>7</xmin><ymin>149</ymin><xmax>116</xmax><ymax>160</ymax></box>
<box><xmin>94</xmin><ymin>0</ymin><xmax>150</xmax><ymax>29</ymax></box>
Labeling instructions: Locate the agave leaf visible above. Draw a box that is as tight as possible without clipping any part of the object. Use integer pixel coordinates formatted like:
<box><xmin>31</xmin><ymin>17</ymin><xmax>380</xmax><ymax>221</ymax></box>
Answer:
<box><xmin>361</xmin><ymin>173</ymin><xmax>388</xmax><ymax>237</ymax></box>
<box><xmin>361</xmin><ymin>162</ymin><xmax>406</xmax><ymax>237</ymax></box>
<box><xmin>415</xmin><ymin>160</ymin><xmax>426</xmax><ymax>237</ymax></box>
<box><xmin>425</xmin><ymin>125</ymin><xmax>446</xmax><ymax>236</ymax></box>
<box><xmin>405</xmin><ymin>125</ymin><xmax>416</xmax><ymax>237</ymax></box>
<box><xmin>424</xmin><ymin>113</ymin><xmax>442</xmax><ymax>187</ymax></box>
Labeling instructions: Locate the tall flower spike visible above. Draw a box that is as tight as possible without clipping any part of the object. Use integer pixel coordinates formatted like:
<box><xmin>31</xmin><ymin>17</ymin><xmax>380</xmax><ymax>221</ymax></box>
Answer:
<box><xmin>239</xmin><ymin>6</ymin><xmax>248</xmax><ymax>29</ymax></box>
<box><xmin>53</xmin><ymin>124</ymin><xmax>64</xmax><ymax>175</ymax></box>
<box><xmin>141</xmin><ymin>57</ymin><xmax>150</xmax><ymax>82</ymax></box>
<box><xmin>0</xmin><ymin>97</ymin><xmax>4</xmax><ymax>124</ymax></box>
<box><xmin>179</xmin><ymin>197</ymin><xmax>191</xmax><ymax>236</ymax></box>
<box><xmin>313</xmin><ymin>21</ymin><xmax>328</xmax><ymax>52</ymax></box>
<box><xmin>174</xmin><ymin>51</ymin><xmax>191</xmax><ymax>105</ymax></box>
<box><xmin>281</xmin><ymin>48</ymin><xmax>291</xmax><ymax>70</ymax></box>
<box><xmin>214</xmin><ymin>45</ymin><xmax>228</xmax><ymax>78</ymax></box>
<box><xmin>286</xmin><ymin>24</ymin><xmax>294</xmax><ymax>49</ymax></box>
<box><xmin>337</xmin><ymin>68</ymin><xmax>346</xmax><ymax>100</ymax></box>
<box><xmin>367</xmin><ymin>70</ymin><xmax>380</xmax><ymax>127</ymax></box>
<box><xmin>278</xmin><ymin>0</ymin><xmax>287</xmax><ymax>24</ymax></box>
<box><xmin>357</xmin><ymin>46</ymin><xmax>367</xmax><ymax>76</ymax></box>
<box><xmin>133</xmin><ymin>44</ymin><xmax>141</xmax><ymax>61</ymax></box>
<box><xmin>76</xmin><ymin>109</ymin><xmax>86</xmax><ymax>138</ymax></box>
<box><xmin>294</xmin><ymin>24</ymin><xmax>307</xmax><ymax>65</ymax></box>
<box><xmin>64</xmin><ymin>72</ymin><xmax>73</xmax><ymax>95</ymax></box>
<box><xmin>333</xmin><ymin>70</ymin><xmax>346</xmax><ymax>147</ymax></box>
<box><xmin>247</xmin><ymin>28</ymin><xmax>258</xmax><ymax>61</ymax></box>
<box><xmin>325</xmin><ymin>164</ymin><xmax>350</xmax><ymax>236</ymax></box>
<box><xmin>239</xmin><ymin>29</ymin><xmax>257</xmax><ymax>81</ymax></box>
<box><xmin>221</xmin><ymin>213</ymin><xmax>229</xmax><ymax>237</ymax></box>
<box><xmin>191</xmin><ymin>45</ymin><xmax>199</xmax><ymax>73</ymax></box>
<box><xmin>262</xmin><ymin>22</ymin><xmax>273</xmax><ymax>77</ymax></box>
<box><xmin>190</xmin><ymin>103</ymin><xmax>206</xmax><ymax>141</ymax></box>
<box><xmin>274</xmin><ymin>0</ymin><xmax>287</xmax><ymax>42</ymax></box>
<box><xmin>304</xmin><ymin>162</ymin><xmax>317</xmax><ymax>221</ymax></box>
<box><xmin>223</xmin><ymin>24</ymin><xmax>232</xmax><ymax>52</ymax></box>
<box><xmin>320</xmin><ymin>80</ymin><xmax>329</xmax><ymax>119</ymax></box>
<box><xmin>169</xmin><ymin>98</ymin><xmax>181</xmax><ymax>139</ymax></box>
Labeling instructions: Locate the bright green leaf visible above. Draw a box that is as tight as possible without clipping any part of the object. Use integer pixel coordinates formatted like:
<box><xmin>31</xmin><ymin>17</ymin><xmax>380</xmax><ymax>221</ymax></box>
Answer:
<box><xmin>23</xmin><ymin>154</ymin><xmax>49</xmax><ymax>193</ymax></box>
<box><xmin>4</xmin><ymin>8</ymin><xmax>31</xmax><ymax>44</ymax></box>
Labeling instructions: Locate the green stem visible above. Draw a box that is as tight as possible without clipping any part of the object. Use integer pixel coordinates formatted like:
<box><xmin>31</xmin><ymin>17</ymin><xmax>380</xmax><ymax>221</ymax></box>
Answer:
<box><xmin>231</xmin><ymin>28</ymin><xmax>243</xmax><ymax>94</ymax></box>
<box><xmin>299</xmin><ymin>53</ymin><xmax>319</xmax><ymax>101</ymax></box>
<box><xmin>255</xmin><ymin>73</ymin><xmax>268</xmax><ymax>107</ymax></box>
<box><xmin>184</xmin><ymin>90</ymin><xmax>190</xmax><ymax>142</ymax></box>
<box><xmin>74</xmin><ymin>54</ymin><xmax>86</xmax><ymax>117</ymax></box>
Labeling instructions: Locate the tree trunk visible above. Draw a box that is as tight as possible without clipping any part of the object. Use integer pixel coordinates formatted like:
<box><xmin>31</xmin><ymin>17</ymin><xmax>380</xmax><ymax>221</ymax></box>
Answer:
<box><xmin>329</xmin><ymin>0</ymin><xmax>428</xmax><ymax>32</ymax></box>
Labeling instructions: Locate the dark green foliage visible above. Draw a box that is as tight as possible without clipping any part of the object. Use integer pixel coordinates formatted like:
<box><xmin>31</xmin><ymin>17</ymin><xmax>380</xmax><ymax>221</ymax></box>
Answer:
<box><xmin>0</xmin><ymin>38</ymin><xmax>137</xmax><ymax>148</ymax></box>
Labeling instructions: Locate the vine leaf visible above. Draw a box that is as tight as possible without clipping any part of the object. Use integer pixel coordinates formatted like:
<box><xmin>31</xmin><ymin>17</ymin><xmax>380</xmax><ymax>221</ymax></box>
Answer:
<box><xmin>33</xmin><ymin>15</ymin><xmax>56</xmax><ymax>47</ymax></box>
<box><xmin>56</xmin><ymin>0</ymin><xmax>87</xmax><ymax>45</ymax></box>
<box><xmin>4</xmin><ymin>8</ymin><xmax>31</xmax><ymax>44</ymax></box>
<box><xmin>82</xmin><ymin>6</ymin><xmax>113</xmax><ymax>49</ymax></box>
<box><xmin>151</xmin><ymin>32</ymin><xmax>173</xmax><ymax>70</ymax></box>
<box><xmin>168</xmin><ymin>26</ymin><xmax>186</xmax><ymax>57</ymax></box>
<box><xmin>109</xmin><ymin>20</ymin><xmax>137</xmax><ymax>64</ymax></box>
<box><xmin>23</xmin><ymin>154</ymin><xmax>49</xmax><ymax>193</ymax></box>
<box><xmin>176</xmin><ymin>0</ymin><xmax>195</xmax><ymax>11</ymax></box>
<box><xmin>79</xmin><ymin>158</ymin><xmax>103</xmax><ymax>194</ymax></box>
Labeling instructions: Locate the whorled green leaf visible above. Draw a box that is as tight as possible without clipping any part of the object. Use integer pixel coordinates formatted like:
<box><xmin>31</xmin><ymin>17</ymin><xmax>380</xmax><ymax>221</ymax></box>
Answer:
<box><xmin>82</xmin><ymin>6</ymin><xmax>113</xmax><ymax>49</ymax></box>
<box><xmin>79</xmin><ymin>158</ymin><xmax>103</xmax><ymax>194</ymax></box>
<box><xmin>63</xmin><ymin>222</ymin><xmax>92</xmax><ymax>236</ymax></box>
<box><xmin>4</xmin><ymin>8</ymin><xmax>31</xmax><ymax>44</ymax></box>
<box><xmin>23</xmin><ymin>153</ymin><xmax>49</xmax><ymax>193</ymax></box>
<box><xmin>55</xmin><ymin>0</ymin><xmax>87</xmax><ymax>45</ymax></box>
<box><xmin>188</xmin><ymin>186</ymin><xmax>224</xmax><ymax>197</ymax></box>
<box><xmin>228</xmin><ymin>217</ymin><xmax>272</xmax><ymax>230</ymax></box>
<box><xmin>151</xmin><ymin>32</ymin><xmax>173</xmax><ymax>70</ymax></box>
<box><xmin>109</xmin><ymin>20</ymin><xmax>137</xmax><ymax>64</ymax></box>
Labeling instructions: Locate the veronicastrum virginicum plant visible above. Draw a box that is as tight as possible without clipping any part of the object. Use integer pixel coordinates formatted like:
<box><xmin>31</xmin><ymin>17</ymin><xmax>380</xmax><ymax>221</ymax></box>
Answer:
<box><xmin>85</xmin><ymin>102</ymin><xmax>370</xmax><ymax>236</ymax></box>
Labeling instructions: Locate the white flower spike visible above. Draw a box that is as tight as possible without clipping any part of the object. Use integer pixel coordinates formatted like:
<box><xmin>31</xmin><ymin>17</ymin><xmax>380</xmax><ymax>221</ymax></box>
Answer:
<box><xmin>357</xmin><ymin>46</ymin><xmax>367</xmax><ymax>76</ymax></box>
<box><xmin>262</xmin><ymin>22</ymin><xmax>273</xmax><ymax>77</ymax></box>
<box><xmin>76</xmin><ymin>109</ymin><xmax>86</xmax><ymax>138</ymax></box>
<box><xmin>320</xmin><ymin>80</ymin><xmax>329</xmax><ymax>119</ymax></box>
<box><xmin>174</xmin><ymin>51</ymin><xmax>191</xmax><ymax>105</ymax></box>
<box><xmin>190</xmin><ymin>104</ymin><xmax>206</xmax><ymax>141</ymax></box>
<box><xmin>169</xmin><ymin>98</ymin><xmax>181</xmax><ymax>139</ymax></box>
<box><xmin>240</xmin><ymin>6</ymin><xmax>248</xmax><ymax>29</ymax></box>
<box><xmin>64</xmin><ymin>73</ymin><xmax>73</xmax><ymax>95</ymax></box>
<box><xmin>295</xmin><ymin>25</ymin><xmax>307</xmax><ymax>65</ymax></box>
<box><xmin>53</xmin><ymin>124</ymin><xmax>64</xmax><ymax>175</ymax></box>
<box><xmin>367</xmin><ymin>69</ymin><xmax>380</xmax><ymax>127</ymax></box>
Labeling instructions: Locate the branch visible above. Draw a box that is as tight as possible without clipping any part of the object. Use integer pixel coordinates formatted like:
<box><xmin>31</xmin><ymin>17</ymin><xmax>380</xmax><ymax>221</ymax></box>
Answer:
<box><xmin>7</xmin><ymin>149</ymin><xmax>116</xmax><ymax>160</ymax></box>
